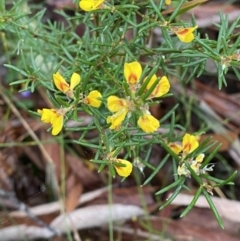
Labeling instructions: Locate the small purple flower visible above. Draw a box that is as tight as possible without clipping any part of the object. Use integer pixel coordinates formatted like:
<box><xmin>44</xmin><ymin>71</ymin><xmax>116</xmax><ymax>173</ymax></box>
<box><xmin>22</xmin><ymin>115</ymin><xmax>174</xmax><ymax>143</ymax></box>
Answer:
<box><xmin>20</xmin><ymin>91</ymin><xmax>31</xmax><ymax>98</ymax></box>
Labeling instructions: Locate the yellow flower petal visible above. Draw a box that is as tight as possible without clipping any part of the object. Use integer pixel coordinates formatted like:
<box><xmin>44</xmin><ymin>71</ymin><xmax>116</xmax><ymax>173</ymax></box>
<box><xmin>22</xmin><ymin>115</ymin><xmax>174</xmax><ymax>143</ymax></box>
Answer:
<box><xmin>182</xmin><ymin>133</ymin><xmax>199</xmax><ymax>154</ymax></box>
<box><xmin>53</xmin><ymin>72</ymin><xmax>70</xmax><ymax>93</ymax></box>
<box><xmin>51</xmin><ymin>113</ymin><xmax>64</xmax><ymax>135</ymax></box>
<box><xmin>175</xmin><ymin>26</ymin><xmax>198</xmax><ymax>43</ymax></box>
<box><xmin>137</xmin><ymin>113</ymin><xmax>159</xmax><ymax>133</ymax></box>
<box><xmin>79</xmin><ymin>0</ymin><xmax>105</xmax><ymax>11</ymax></box>
<box><xmin>39</xmin><ymin>108</ymin><xmax>56</xmax><ymax>123</ymax></box>
<box><xmin>147</xmin><ymin>75</ymin><xmax>170</xmax><ymax>98</ymax></box>
<box><xmin>146</xmin><ymin>74</ymin><xmax>158</xmax><ymax>90</ymax></box>
<box><xmin>107</xmin><ymin>108</ymin><xmax>128</xmax><ymax>129</ymax></box>
<box><xmin>85</xmin><ymin>90</ymin><xmax>102</xmax><ymax>107</ymax></box>
<box><xmin>37</xmin><ymin>109</ymin><xmax>43</xmax><ymax>115</ymax></box>
<box><xmin>169</xmin><ymin>142</ymin><xmax>182</xmax><ymax>154</ymax></box>
<box><xmin>190</xmin><ymin>160</ymin><xmax>202</xmax><ymax>175</ymax></box>
<box><xmin>107</xmin><ymin>96</ymin><xmax>128</xmax><ymax>112</ymax></box>
<box><xmin>195</xmin><ymin>153</ymin><xmax>205</xmax><ymax>163</ymax></box>
<box><xmin>114</xmin><ymin>159</ymin><xmax>133</xmax><ymax>177</ymax></box>
<box><xmin>70</xmin><ymin>73</ymin><xmax>81</xmax><ymax>90</ymax></box>
<box><xmin>124</xmin><ymin>61</ymin><xmax>142</xmax><ymax>85</ymax></box>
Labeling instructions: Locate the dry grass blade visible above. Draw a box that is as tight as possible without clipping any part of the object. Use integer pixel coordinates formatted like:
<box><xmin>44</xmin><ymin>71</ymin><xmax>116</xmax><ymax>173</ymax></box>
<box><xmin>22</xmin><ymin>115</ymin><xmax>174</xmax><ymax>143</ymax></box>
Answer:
<box><xmin>50</xmin><ymin>204</ymin><xmax>145</xmax><ymax>233</ymax></box>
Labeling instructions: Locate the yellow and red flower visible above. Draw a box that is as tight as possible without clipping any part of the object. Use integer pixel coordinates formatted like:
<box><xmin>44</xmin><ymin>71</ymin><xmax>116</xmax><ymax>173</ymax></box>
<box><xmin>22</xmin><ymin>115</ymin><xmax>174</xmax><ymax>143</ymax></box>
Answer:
<box><xmin>145</xmin><ymin>75</ymin><xmax>170</xmax><ymax>99</ymax></box>
<box><xmin>169</xmin><ymin>133</ymin><xmax>199</xmax><ymax>156</ymax></box>
<box><xmin>79</xmin><ymin>0</ymin><xmax>105</xmax><ymax>12</ymax></box>
<box><xmin>124</xmin><ymin>61</ymin><xmax>142</xmax><ymax>85</ymax></box>
<box><xmin>106</xmin><ymin>96</ymin><xmax>130</xmax><ymax>130</ymax></box>
<box><xmin>173</xmin><ymin>26</ymin><xmax>198</xmax><ymax>43</ymax></box>
<box><xmin>137</xmin><ymin>111</ymin><xmax>160</xmax><ymax>134</ymax></box>
<box><xmin>38</xmin><ymin>108</ymin><xmax>69</xmax><ymax>135</ymax></box>
<box><xmin>84</xmin><ymin>90</ymin><xmax>102</xmax><ymax>107</ymax></box>
<box><xmin>53</xmin><ymin>72</ymin><xmax>80</xmax><ymax>99</ymax></box>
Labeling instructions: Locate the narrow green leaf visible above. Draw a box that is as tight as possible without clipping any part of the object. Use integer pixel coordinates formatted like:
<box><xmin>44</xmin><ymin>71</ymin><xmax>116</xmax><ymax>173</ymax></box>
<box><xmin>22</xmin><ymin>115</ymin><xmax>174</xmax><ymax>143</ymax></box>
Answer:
<box><xmin>91</xmin><ymin>159</ymin><xmax>109</xmax><ymax>164</ymax></box>
<box><xmin>55</xmin><ymin>96</ymin><xmax>70</xmax><ymax>107</ymax></box>
<box><xmin>155</xmin><ymin>176</ymin><xmax>185</xmax><ymax>195</ymax></box>
<box><xmin>4</xmin><ymin>64</ymin><xmax>28</xmax><ymax>77</ymax></box>
<box><xmin>98</xmin><ymin>163</ymin><xmax>106</xmax><ymax>173</ymax></box>
<box><xmin>160</xmin><ymin>104</ymin><xmax>179</xmax><ymax>123</ymax></box>
<box><xmin>168</xmin><ymin>0</ymin><xmax>185</xmax><ymax>22</ymax></box>
<box><xmin>202</xmin><ymin>189</ymin><xmax>224</xmax><ymax>229</ymax></box>
<box><xmin>180</xmin><ymin>186</ymin><xmax>203</xmax><ymax>217</ymax></box>
<box><xmin>73</xmin><ymin>140</ymin><xmax>101</xmax><ymax>149</ymax></box>
<box><xmin>200</xmin><ymin>174</ymin><xmax>234</xmax><ymax>186</ymax></box>
<box><xmin>201</xmin><ymin>143</ymin><xmax>222</xmax><ymax>166</ymax></box>
<box><xmin>109</xmin><ymin>164</ymin><xmax>116</xmax><ymax>178</ymax></box>
<box><xmin>149</xmin><ymin>0</ymin><xmax>165</xmax><ymax>21</ymax></box>
<box><xmin>214</xmin><ymin>171</ymin><xmax>237</xmax><ymax>187</ymax></box>
<box><xmin>159</xmin><ymin>178</ymin><xmax>185</xmax><ymax>209</ymax></box>
<box><xmin>143</xmin><ymin>154</ymin><xmax>170</xmax><ymax>185</ymax></box>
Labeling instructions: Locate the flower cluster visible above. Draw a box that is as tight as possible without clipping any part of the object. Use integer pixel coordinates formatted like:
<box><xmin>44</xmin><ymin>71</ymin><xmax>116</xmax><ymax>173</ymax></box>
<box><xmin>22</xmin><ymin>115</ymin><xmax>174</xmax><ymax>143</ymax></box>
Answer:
<box><xmin>38</xmin><ymin>71</ymin><xmax>102</xmax><ymax>135</ymax></box>
<box><xmin>169</xmin><ymin>133</ymin><xmax>214</xmax><ymax>177</ymax></box>
<box><xmin>107</xmin><ymin>61</ymin><xmax>170</xmax><ymax>133</ymax></box>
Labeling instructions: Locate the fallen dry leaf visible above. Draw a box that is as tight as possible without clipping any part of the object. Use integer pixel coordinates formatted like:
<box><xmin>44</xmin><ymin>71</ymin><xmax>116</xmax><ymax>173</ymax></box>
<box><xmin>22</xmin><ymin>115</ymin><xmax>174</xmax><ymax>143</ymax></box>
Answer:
<box><xmin>64</xmin><ymin>172</ymin><xmax>83</xmax><ymax>212</ymax></box>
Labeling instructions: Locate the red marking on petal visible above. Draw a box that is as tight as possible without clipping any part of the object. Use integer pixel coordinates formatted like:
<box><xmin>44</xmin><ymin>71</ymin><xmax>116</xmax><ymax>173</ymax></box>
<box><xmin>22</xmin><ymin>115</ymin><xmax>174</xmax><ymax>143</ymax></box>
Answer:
<box><xmin>183</xmin><ymin>143</ymin><xmax>191</xmax><ymax>152</ymax></box>
<box><xmin>59</xmin><ymin>81</ymin><xmax>69</xmax><ymax>92</ymax></box>
<box><xmin>177</xmin><ymin>29</ymin><xmax>189</xmax><ymax>35</ymax></box>
<box><xmin>128</xmin><ymin>73</ymin><xmax>138</xmax><ymax>84</ymax></box>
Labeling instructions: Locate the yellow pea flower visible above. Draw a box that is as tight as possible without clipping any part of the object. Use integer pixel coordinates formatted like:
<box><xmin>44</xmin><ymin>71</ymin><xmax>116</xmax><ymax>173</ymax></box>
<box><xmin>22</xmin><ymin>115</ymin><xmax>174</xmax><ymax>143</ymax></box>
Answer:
<box><xmin>165</xmin><ymin>0</ymin><xmax>171</xmax><ymax>5</ymax></box>
<box><xmin>107</xmin><ymin>96</ymin><xmax>130</xmax><ymax>129</ymax></box>
<box><xmin>79</xmin><ymin>0</ymin><xmax>105</xmax><ymax>12</ymax></box>
<box><xmin>85</xmin><ymin>90</ymin><xmax>102</xmax><ymax>107</ymax></box>
<box><xmin>107</xmin><ymin>108</ymin><xmax>129</xmax><ymax>130</ymax></box>
<box><xmin>146</xmin><ymin>75</ymin><xmax>170</xmax><ymax>99</ymax></box>
<box><xmin>114</xmin><ymin>159</ymin><xmax>133</xmax><ymax>177</ymax></box>
<box><xmin>124</xmin><ymin>61</ymin><xmax>142</xmax><ymax>85</ymax></box>
<box><xmin>38</xmin><ymin>108</ymin><xmax>65</xmax><ymax>135</ymax></box>
<box><xmin>174</xmin><ymin>26</ymin><xmax>198</xmax><ymax>43</ymax></box>
<box><xmin>169</xmin><ymin>133</ymin><xmax>199</xmax><ymax>156</ymax></box>
<box><xmin>182</xmin><ymin>133</ymin><xmax>199</xmax><ymax>154</ymax></box>
<box><xmin>53</xmin><ymin>72</ymin><xmax>80</xmax><ymax>98</ymax></box>
<box><xmin>137</xmin><ymin>111</ymin><xmax>160</xmax><ymax>133</ymax></box>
